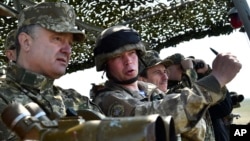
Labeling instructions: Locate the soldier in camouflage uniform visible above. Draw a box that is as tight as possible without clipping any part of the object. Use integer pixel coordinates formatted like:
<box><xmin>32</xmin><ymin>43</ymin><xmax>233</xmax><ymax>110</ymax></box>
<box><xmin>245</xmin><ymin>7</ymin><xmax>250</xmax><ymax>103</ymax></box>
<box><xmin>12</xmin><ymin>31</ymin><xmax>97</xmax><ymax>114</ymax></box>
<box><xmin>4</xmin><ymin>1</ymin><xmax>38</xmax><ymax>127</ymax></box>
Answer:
<box><xmin>166</xmin><ymin>54</ymin><xmax>233</xmax><ymax>141</ymax></box>
<box><xmin>138</xmin><ymin>50</ymin><xmax>173</xmax><ymax>93</ymax></box>
<box><xmin>0</xmin><ymin>2</ymin><xmax>103</xmax><ymax>140</ymax></box>
<box><xmin>164</xmin><ymin>53</ymin><xmax>198</xmax><ymax>93</ymax></box>
<box><xmin>138</xmin><ymin>50</ymin><xmax>197</xmax><ymax>93</ymax></box>
<box><xmin>92</xmin><ymin>25</ymin><xmax>242</xmax><ymax>141</ymax></box>
<box><xmin>138</xmin><ymin>50</ymin><xmax>215</xmax><ymax>141</ymax></box>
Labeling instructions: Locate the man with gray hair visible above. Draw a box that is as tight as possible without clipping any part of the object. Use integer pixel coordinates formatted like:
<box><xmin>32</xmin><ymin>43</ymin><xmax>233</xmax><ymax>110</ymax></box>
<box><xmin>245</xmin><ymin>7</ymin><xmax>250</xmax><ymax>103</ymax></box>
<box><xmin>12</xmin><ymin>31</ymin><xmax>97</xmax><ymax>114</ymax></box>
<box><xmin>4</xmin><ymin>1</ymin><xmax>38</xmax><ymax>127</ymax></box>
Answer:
<box><xmin>0</xmin><ymin>2</ymin><xmax>102</xmax><ymax>140</ymax></box>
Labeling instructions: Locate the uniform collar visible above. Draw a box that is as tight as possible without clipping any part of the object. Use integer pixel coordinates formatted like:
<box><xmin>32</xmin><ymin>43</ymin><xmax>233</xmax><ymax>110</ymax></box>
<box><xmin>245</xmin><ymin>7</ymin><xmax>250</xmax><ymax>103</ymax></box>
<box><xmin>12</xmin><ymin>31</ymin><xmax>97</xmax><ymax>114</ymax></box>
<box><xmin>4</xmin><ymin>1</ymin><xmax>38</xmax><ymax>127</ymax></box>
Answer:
<box><xmin>105</xmin><ymin>80</ymin><xmax>158</xmax><ymax>95</ymax></box>
<box><xmin>6</xmin><ymin>63</ymin><xmax>54</xmax><ymax>91</ymax></box>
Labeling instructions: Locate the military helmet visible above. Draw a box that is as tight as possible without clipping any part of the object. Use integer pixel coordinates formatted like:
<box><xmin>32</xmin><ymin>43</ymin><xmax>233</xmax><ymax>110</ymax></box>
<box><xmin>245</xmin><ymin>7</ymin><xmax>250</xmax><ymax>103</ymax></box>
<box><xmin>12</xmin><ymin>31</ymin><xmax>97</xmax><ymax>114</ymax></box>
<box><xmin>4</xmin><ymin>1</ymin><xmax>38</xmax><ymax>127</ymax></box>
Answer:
<box><xmin>93</xmin><ymin>25</ymin><xmax>146</xmax><ymax>71</ymax></box>
<box><xmin>165</xmin><ymin>53</ymin><xmax>185</xmax><ymax>64</ymax></box>
<box><xmin>141</xmin><ymin>50</ymin><xmax>173</xmax><ymax>69</ymax></box>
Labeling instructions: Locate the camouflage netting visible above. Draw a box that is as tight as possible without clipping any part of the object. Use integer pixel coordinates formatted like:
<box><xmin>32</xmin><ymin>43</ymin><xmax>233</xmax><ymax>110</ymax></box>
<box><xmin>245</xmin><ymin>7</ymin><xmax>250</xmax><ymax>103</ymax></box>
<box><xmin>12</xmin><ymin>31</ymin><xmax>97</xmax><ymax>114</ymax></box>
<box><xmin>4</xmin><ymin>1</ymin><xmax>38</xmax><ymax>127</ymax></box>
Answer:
<box><xmin>0</xmin><ymin>0</ymin><xmax>238</xmax><ymax>73</ymax></box>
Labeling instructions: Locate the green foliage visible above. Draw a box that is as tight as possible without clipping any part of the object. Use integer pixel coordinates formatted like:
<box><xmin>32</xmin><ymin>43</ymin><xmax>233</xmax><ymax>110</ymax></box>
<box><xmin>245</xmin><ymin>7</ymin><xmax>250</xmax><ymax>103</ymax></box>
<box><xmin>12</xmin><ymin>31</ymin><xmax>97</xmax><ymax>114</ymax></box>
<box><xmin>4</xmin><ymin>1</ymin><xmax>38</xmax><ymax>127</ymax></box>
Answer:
<box><xmin>0</xmin><ymin>0</ymin><xmax>236</xmax><ymax>73</ymax></box>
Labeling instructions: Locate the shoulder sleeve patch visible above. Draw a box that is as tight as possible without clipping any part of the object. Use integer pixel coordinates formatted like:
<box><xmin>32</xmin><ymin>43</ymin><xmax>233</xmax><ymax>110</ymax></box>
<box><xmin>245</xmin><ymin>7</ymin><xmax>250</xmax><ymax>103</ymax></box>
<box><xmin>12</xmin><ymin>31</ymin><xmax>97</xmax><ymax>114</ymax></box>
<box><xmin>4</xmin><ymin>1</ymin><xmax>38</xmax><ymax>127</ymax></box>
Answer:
<box><xmin>109</xmin><ymin>103</ymin><xmax>125</xmax><ymax>117</ymax></box>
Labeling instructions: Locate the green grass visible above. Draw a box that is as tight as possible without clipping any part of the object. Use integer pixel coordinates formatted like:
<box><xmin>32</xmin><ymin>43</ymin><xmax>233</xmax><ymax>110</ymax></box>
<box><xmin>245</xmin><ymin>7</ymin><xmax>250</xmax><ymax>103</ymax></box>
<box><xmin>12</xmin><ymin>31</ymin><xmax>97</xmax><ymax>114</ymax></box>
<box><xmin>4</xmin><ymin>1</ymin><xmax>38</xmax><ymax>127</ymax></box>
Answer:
<box><xmin>232</xmin><ymin>98</ymin><xmax>250</xmax><ymax>124</ymax></box>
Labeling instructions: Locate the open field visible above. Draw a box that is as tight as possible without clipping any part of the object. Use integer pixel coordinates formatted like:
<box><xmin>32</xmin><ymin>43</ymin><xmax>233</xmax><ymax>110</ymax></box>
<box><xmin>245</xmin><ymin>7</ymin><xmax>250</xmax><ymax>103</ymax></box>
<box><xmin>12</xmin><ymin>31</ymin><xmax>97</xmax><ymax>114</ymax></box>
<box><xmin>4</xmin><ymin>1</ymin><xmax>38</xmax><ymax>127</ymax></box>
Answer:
<box><xmin>231</xmin><ymin>98</ymin><xmax>250</xmax><ymax>124</ymax></box>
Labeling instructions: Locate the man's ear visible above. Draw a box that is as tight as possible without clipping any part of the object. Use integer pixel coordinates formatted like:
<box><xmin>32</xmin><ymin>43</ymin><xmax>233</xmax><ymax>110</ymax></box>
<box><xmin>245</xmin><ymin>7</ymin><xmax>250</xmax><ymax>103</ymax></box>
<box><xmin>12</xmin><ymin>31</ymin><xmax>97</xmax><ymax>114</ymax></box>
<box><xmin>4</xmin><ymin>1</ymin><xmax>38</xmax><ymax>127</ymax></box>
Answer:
<box><xmin>18</xmin><ymin>32</ymin><xmax>32</xmax><ymax>51</ymax></box>
<box><xmin>5</xmin><ymin>50</ymin><xmax>15</xmax><ymax>61</ymax></box>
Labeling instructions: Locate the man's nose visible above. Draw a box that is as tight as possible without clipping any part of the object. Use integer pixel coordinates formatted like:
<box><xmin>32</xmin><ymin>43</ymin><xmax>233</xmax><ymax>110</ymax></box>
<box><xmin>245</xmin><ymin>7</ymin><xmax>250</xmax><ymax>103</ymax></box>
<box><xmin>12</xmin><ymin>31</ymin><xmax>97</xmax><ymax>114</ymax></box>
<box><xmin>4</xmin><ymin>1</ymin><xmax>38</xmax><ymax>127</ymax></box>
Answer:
<box><xmin>162</xmin><ymin>71</ymin><xmax>169</xmax><ymax>80</ymax></box>
<box><xmin>124</xmin><ymin>54</ymin><xmax>132</xmax><ymax>65</ymax></box>
<box><xmin>61</xmin><ymin>43</ymin><xmax>72</xmax><ymax>54</ymax></box>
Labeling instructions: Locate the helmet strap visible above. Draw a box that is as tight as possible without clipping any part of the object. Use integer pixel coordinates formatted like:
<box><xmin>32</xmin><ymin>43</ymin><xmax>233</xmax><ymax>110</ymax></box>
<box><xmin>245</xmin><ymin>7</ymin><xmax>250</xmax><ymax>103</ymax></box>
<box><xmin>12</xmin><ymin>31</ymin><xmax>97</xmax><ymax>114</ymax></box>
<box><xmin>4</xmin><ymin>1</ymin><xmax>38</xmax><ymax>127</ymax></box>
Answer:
<box><xmin>137</xmin><ymin>51</ymin><xmax>148</xmax><ymax>74</ymax></box>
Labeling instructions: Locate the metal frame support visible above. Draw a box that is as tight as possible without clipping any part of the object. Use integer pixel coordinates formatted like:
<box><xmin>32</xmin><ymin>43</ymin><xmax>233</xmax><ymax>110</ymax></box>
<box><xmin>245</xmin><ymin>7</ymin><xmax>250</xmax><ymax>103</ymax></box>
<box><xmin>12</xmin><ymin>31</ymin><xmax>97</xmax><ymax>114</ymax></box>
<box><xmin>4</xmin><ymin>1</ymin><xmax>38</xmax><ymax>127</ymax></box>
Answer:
<box><xmin>232</xmin><ymin>0</ymin><xmax>250</xmax><ymax>40</ymax></box>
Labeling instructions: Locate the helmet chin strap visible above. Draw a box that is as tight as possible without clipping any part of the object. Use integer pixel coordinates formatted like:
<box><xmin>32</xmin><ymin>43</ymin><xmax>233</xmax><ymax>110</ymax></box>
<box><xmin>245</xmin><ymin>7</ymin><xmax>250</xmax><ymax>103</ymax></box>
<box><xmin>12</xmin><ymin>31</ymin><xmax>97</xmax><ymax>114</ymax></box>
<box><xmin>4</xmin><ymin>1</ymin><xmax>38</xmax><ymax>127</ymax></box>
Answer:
<box><xmin>115</xmin><ymin>76</ymin><xmax>138</xmax><ymax>85</ymax></box>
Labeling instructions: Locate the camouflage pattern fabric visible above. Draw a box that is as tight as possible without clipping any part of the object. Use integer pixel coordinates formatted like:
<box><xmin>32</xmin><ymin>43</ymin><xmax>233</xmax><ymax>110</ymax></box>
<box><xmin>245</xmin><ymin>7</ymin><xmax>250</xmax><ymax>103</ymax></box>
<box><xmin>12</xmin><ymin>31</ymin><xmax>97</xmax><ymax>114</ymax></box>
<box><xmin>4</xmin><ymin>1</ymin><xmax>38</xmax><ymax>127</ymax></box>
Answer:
<box><xmin>165</xmin><ymin>53</ymin><xmax>185</xmax><ymax>64</ymax></box>
<box><xmin>0</xmin><ymin>63</ymin><xmax>103</xmax><ymax>140</ymax></box>
<box><xmin>4</xmin><ymin>30</ymin><xmax>16</xmax><ymax>50</ymax></box>
<box><xmin>140</xmin><ymin>50</ymin><xmax>173</xmax><ymax>69</ymax></box>
<box><xmin>167</xmin><ymin>68</ymin><xmax>216</xmax><ymax>141</ymax></box>
<box><xmin>180</xmin><ymin>118</ymin><xmax>206</xmax><ymax>141</ymax></box>
<box><xmin>17</xmin><ymin>2</ymin><xmax>85</xmax><ymax>42</ymax></box>
<box><xmin>93</xmin><ymin>75</ymin><xmax>227</xmax><ymax>141</ymax></box>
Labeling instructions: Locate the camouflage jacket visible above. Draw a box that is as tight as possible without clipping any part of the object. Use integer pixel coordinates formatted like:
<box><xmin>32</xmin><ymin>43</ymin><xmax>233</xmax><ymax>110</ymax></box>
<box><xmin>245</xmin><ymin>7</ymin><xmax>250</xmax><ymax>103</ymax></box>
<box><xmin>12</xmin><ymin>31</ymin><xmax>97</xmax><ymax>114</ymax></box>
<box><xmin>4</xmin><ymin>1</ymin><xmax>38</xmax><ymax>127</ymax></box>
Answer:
<box><xmin>93</xmin><ymin>75</ymin><xmax>227</xmax><ymax>141</ymax></box>
<box><xmin>0</xmin><ymin>63</ymin><xmax>103</xmax><ymax>141</ymax></box>
<box><xmin>167</xmin><ymin>68</ymin><xmax>217</xmax><ymax>141</ymax></box>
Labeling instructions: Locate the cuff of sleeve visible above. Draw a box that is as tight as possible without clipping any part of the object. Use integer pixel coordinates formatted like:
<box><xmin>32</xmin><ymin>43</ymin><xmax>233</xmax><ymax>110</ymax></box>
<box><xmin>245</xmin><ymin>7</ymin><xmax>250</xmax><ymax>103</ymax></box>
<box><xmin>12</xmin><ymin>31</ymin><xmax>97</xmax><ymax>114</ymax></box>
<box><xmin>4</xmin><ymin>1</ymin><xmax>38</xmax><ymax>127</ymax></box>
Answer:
<box><xmin>196</xmin><ymin>74</ymin><xmax>221</xmax><ymax>93</ymax></box>
<box><xmin>197</xmin><ymin>74</ymin><xmax>227</xmax><ymax>104</ymax></box>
